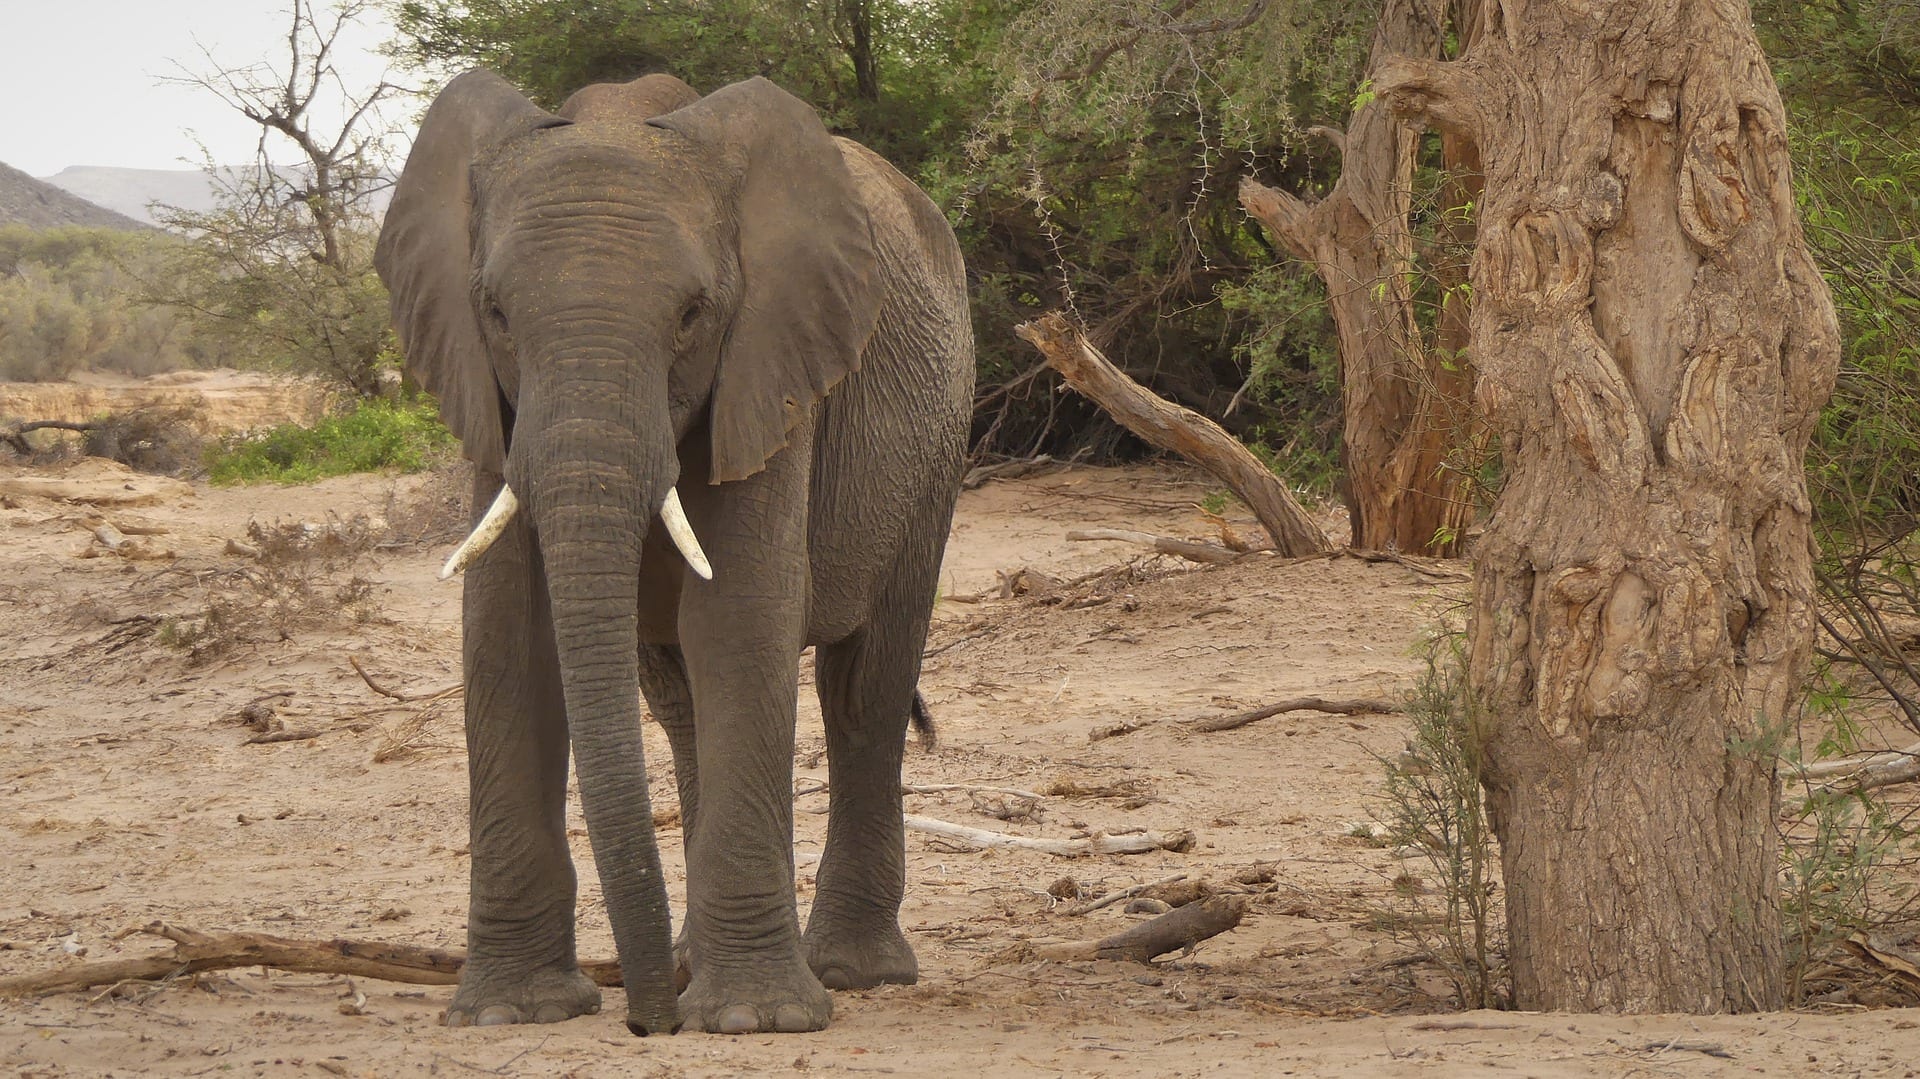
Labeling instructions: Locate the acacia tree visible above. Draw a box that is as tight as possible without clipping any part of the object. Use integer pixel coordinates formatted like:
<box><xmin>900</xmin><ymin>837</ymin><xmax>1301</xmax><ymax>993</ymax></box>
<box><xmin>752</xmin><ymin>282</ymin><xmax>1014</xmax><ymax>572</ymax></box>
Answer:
<box><xmin>151</xmin><ymin>0</ymin><xmax>400</xmax><ymax>396</ymax></box>
<box><xmin>1379</xmin><ymin>0</ymin><xmax>1840</xmax><ymax>1011</ymax></box>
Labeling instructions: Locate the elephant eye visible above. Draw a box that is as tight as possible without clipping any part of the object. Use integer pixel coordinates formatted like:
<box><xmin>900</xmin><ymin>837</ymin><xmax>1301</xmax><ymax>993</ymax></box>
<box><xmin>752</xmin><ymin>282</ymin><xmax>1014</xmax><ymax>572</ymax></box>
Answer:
<box><xmin>678</xmin><ymin>299</ymin><xmax>703</xmax><ymax>333</ymax></box>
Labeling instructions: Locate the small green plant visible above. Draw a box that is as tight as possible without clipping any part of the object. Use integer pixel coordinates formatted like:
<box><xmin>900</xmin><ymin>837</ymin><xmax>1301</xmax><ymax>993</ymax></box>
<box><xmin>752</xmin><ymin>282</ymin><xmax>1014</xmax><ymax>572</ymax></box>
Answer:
<box><xmin>207</xmin><ymin>398</ymin><xmax>455</xmax><ymax>485</ymax></box>
<box><xmin>1780</xmin><ymin>664</ymin><xmax>1920</xmax><ymax>1005</ymax></box>
<box><xmin>1377</xmin><ymin>630</ymin><xmax>1506</xmax><ymax>1009</ymax></box>
<box><xmin>1198</xmin><ymin>490</ymin><xmax>1230</xmax><ymax>516</ymax></box>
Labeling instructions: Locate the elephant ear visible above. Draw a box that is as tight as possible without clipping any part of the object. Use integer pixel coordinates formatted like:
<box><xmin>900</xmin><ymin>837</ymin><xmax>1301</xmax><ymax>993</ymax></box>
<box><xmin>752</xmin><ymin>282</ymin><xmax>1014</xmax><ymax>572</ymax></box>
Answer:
<box><xmin>649</xmin><ymin>78</ymin><xmax>881</xmax><ymax>483</ymax></box>
<box><xmin>375</xmin><ymin>69</ymin><xmax>565</xmax><ymax>474</ymax></box>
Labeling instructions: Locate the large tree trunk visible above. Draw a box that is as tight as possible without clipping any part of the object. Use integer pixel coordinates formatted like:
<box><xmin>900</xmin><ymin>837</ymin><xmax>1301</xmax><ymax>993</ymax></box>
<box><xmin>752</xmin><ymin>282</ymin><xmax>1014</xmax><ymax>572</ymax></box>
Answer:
<box><xmin>1239</xmin><ymin>0</ymin><xmax>1473</xmax><ymax>556</ymax></box>
<box><xmin>1378</xmin><ymin>1</ymin><xmax>1841</xmax><ymax>1012</ymax></box>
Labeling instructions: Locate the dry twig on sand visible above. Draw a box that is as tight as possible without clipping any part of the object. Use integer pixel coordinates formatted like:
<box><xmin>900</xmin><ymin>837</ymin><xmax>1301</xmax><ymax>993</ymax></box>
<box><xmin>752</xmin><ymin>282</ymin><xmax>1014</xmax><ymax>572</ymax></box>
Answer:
<box><xmin>1063</xmin><ymin>873</ymin><xmax>1189</xmax><ymax>916</ymax></box>
<box><xmin>1035</xmin><ymin>896</ymin><xmax>1248</xmax><ymax>962</ymax></box>
<box><xmin>1014</xmin><ymin>312</ymin><xmax>1329</xmax><ymax>557</ymax></box>
<box><xmin>0</xmin><ymin>923</ymin><xmax>627</xmax><ymax>999</ymax></box>
<box><xmin>904</xmin><ymin>815</ymin><xmax>1193</xmax><ymax>855</ymax></box>
<box><xmin>1065</xmin><ymin>529</ymin><xmax>1245</xmax><ymax>565</ymax></box>
<box><xmin>1192</xmin><ymin>696</ymin><xmax>1404</xmax><ymax>732</ymax></box>
<box><xmin>350</xmin><ymin>655</ymin><xmax>461</xmax><ymax>702</ymax></box>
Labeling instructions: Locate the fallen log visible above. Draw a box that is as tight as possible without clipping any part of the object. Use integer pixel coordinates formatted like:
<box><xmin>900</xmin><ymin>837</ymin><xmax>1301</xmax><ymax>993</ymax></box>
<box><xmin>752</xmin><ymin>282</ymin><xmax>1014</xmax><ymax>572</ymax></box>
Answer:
<box><xmin>904</xmin><ymin>815</ymin><xmax>1194</xmax><ymax>855</ymax></box>
<box><xmin>1014</xmin><ymin>312</ymin><xmax>1330</xmax><ymax>558</ymax></box>
<box><xmin>1192</xmin><ymin>696</ymin><xmax>1404</xmax><ymax>732</ymax></box>
<box><xmin>0</xmin><ymin>923</ymin><xmax>629</xmax><ymax>999</ymax></box>
<box><xmin>1036</xmin><ymin>895</ymin><xmax>1248</xmax><ymax>962</ymax></box>
<box><xmin>1066</xmin><ymin>529</ymin><xmax>1243</xmax><ymax>565</ymax></box>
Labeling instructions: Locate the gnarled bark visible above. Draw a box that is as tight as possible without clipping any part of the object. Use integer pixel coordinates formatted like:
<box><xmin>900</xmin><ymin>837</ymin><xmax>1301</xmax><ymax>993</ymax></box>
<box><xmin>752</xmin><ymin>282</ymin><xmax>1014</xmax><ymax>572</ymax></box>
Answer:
<box><xmin>1239</xmin><ymin>0</ymin><xmax>1473</xmax><ymax>556</ymax></box>
<box><xmin>1378</xmin><ymin>0</ymin><xmax>1840</xmax><ymax>1013</ymax></box>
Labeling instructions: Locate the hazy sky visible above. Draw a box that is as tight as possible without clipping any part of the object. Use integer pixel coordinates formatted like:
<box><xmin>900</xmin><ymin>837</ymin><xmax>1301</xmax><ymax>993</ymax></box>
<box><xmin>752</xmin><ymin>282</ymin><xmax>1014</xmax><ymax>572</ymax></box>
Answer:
<box><xmin>0</xmin><ymin>1</ymin><xmax>405</xmax><ymax>176</ymax></box>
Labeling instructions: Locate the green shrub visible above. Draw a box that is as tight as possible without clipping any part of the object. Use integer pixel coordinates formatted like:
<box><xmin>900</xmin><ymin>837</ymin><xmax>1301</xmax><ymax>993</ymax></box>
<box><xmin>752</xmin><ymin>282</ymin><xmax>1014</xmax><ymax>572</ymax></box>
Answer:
<box><xmin>207</xmin><ymin>398</ymin><xmax>456</xmax><ymax>485</ymax></box>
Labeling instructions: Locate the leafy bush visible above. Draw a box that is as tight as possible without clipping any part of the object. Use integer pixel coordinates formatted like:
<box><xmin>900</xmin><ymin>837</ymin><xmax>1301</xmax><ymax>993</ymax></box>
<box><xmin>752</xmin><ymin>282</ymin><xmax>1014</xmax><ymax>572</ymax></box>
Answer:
<box><xmin>1378</xmin><ymin>629</ymin><xmax>1506</xmax><ymax>1010</ymax></box>
<box><xmin>0</xmin><ymin>226</ymin><xmax>227</xmax><ymax>381</ymax></box>
<box><xmin>206</xmin><ymin>398</ymin><xmax>456</xmax><ymax>485</ymax></box>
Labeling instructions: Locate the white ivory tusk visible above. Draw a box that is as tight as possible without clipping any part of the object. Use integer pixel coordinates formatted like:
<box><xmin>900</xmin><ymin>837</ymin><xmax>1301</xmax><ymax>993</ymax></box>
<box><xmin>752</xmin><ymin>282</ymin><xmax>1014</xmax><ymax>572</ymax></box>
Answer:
<box><xmin>439</xmin><ymin>484</ymin><xmax>520</xmax><ymax>580</ymax></box>
<box><xmin>660</xmin><ymin>487</ymin><xmax>714</xmax><ymax>581</ymax></box>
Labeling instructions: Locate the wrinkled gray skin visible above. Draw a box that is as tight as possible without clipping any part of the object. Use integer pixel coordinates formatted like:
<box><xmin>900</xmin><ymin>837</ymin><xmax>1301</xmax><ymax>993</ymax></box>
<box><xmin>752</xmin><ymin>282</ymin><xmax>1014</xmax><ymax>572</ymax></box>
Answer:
<box><xmin>374</xmin><ymin>69</ymin><xmax>973</xmax><ymax>1036</ymax></box>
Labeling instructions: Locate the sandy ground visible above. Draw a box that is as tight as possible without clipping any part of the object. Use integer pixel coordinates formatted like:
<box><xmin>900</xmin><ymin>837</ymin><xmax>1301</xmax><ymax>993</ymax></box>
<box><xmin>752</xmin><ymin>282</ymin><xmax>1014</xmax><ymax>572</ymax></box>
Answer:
<box><xmin>4</xmin><ymin>384</ymin><xmax>1920</xmax><ymax>1076</ymax></box>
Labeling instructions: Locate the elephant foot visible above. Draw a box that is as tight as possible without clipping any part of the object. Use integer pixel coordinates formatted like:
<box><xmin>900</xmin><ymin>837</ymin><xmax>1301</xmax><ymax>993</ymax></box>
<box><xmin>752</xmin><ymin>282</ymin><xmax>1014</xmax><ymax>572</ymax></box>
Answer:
<box><xmin>679</xmin><ymin>958</ymin><xmax>832</xmax><ymax>1034</ymax></box>
<box><xmin>805</xmin><ymin>920</ymin><xmax>919</xmax><ymax>990</ymax></box>
<box><xmin>445</xmin><ymin>964</ymin><xmax>601</xmax><ymax>1027</ymax></box>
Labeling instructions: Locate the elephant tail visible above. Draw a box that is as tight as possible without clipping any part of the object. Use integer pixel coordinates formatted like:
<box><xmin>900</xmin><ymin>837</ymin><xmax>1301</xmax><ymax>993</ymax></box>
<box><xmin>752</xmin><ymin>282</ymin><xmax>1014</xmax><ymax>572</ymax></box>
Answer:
<box><xmin>911</xmin><ymin>690</ymin><xmax>936</xmax><ymax>750</ymax></box>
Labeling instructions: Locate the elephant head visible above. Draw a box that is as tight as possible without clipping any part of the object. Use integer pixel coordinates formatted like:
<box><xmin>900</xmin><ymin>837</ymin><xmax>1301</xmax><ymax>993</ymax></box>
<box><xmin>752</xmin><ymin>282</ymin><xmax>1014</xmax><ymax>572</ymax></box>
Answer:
<box><xmin>374</xmin><ymin>69</ymin><xmax>882</xmax><ymax>1034</ymax></box>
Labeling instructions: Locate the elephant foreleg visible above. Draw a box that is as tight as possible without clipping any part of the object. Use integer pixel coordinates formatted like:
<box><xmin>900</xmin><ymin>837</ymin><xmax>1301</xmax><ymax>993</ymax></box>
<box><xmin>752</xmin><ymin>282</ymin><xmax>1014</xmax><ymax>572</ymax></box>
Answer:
<box><xmin>673</xmin><ymin>436</ymin><xmax>832</xmax><ymax>1035</ymax></box>
<box><xmin>448</xmin><ymin>471</ymin><xmax>600</xmax><ymax>1027</ymax></box>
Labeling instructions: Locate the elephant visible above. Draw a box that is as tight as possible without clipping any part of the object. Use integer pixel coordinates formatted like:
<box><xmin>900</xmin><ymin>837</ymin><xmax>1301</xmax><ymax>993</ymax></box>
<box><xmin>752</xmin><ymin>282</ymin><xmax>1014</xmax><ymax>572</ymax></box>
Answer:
<box><xmin>373</xmin><ymin>69</ymin><xmax>974</xmax><ymax>1036</ymax></box>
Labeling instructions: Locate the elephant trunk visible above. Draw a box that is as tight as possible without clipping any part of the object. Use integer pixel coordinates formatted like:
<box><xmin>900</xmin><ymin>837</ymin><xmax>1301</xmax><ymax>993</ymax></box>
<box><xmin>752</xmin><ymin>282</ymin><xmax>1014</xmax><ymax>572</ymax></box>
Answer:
<box><xmin>520</xmin><ymin>378</ymin><xmax>680</xmax><ymax>1036</ymax></box>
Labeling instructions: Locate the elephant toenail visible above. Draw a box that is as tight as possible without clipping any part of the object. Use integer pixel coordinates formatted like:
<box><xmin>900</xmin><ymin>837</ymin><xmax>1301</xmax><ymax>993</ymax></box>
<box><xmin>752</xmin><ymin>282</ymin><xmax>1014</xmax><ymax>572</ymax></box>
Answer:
<box><xmin>475</xmin><ymin>1005</ymin><xmax>520</xmax><ymax>1026</ymax></box>
<box><xmin>532</xmin><ymin>1003</ymin><xmax>572</xmax><ymax>1023</ymax></box>
<box><xmin>715</xmin><ymin>1003</ymin><xmax>762</xmax><ymax>1034</ymax></box>
<box><xmin>444</xmin><ymin>1010</ymin><xmax>471</xmax><ymax>1028</ymax></box>
<box><xmin>817</xmin><ymin>965</ymin><xmax>853</xmax><ymax>991</ymax></box>
<box><xmin>773</xmin><ymin>1004</ymin><xmax>817</xmax><ymax>1032</ymax></box>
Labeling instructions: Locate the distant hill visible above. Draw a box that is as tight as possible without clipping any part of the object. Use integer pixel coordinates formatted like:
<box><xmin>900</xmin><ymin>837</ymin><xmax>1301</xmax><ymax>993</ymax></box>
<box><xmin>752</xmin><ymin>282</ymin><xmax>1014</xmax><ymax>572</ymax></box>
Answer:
<box><xmin>39</xmin><ymin>165</ymin><xmax>226</xmax><ymax>226</ymax></box>
<box><xmin>0</xmin><ymin>161</ymin><xmax>150</xmax><ymax>231</ymax></box>
<box><xmin>40</xmin><ymin>165</ymin><xmax>393</xmax><ymax>228</ymax></box>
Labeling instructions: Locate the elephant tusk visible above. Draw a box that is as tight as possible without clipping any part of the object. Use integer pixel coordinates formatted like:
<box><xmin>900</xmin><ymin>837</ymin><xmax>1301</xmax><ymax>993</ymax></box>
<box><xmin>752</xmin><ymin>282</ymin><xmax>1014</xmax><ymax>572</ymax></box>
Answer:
<box><xmin>439</xmin><ymin>484</ymin><xmax>520</xmax><ymax>580</ymax></box>
<box><xmin>660</xmin><ymin>487</ymin><xmax>714</xmax><ymax>581</ymax></box>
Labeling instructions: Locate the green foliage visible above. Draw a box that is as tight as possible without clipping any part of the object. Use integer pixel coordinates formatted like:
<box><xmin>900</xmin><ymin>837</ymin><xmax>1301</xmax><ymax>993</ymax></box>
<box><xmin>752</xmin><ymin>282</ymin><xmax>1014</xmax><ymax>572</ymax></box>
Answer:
<box><xmin>941</xmin><ymin>0</ymin><xmax>1371</xmax><ymax>458</ymax></box>
<box><xmin>0</xmin><ymin>226</ymin><xmax>222</xmax><ymax>381</ymax></box>
<box><xmin>206</xmin><ymin>398</ymin><xmax>456</xmax><ymax>485</ymax></box>
<box><xmin>386</xmin><ymin>1</ymin><xmax>1370</xmax><ymax>467</ymax></box>
<box><xmin>1377</xmin><ymin>629</ymin><xmax>1505</xmax><ymax>1010</ymax></box>
<box><xmin>1781</xmin><ymin>667</ymin><xmax>1920</xmax><ymax>1004</ymax></box>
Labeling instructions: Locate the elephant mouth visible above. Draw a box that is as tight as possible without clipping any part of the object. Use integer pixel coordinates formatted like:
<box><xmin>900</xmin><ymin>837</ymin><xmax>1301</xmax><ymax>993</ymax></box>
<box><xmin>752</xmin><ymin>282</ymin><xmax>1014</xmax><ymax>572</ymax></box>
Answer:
<box><xmin>439</xmin><ymin>484</ymin><xmax>714</xmax><ymax>581</ymax></box>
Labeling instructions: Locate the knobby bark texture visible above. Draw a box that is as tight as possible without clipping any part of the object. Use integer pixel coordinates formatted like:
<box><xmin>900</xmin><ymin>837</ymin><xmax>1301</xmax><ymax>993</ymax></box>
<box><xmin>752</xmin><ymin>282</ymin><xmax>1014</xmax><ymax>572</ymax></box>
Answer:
<box><xmin>1378</xmin><ymin>0</ymin><xmax>1841</xmax><ymax>1012</ymax></box>
<box><xmin>1239</xmin><ymin>0</ymin><xmax>1474</xmax><ymax>556</ymax></box>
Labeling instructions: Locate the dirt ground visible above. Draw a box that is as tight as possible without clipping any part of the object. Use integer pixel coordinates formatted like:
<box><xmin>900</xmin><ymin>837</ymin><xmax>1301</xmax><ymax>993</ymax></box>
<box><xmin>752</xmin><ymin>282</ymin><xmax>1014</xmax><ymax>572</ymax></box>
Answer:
<box><xmin>5</xmin><ymin>383</ymin><xmax>1920</xmax><ymax>1077</ymax></box>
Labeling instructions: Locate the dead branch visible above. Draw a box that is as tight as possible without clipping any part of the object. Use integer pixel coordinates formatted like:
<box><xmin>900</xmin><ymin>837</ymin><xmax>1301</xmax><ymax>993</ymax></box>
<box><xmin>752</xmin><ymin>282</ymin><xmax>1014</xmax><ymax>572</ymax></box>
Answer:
<box><xmin>1064</xmin><ymin>873</ymin><xmax>1188</xmax><ymax>916</ymax></box>
<box><xmin>92</xmin><ymin>522</ymin><xmax>131</xmax><ymax>551</ymax></box>
<box><xmin>1340</xmin><ymin>547</ymin><xmax>1473</xmax><ymax>582</ymax></box>
<box><xmin>1015</xmin><ymin>313</ymin><xmax>1330</xmax><ymax>557</ymax></box>
<box><xmin>1</xmin><ymin>420</ymin><xmax>97</xmax><ymax>454</ymax></box>
<box><xmin>350</xmin><ymin>655</ymin><xmax>460</xmax><ymax>702</ymax></box>
<box><xmin>1802</xmin><ymin>739</ymin><xmax>1920</xmax><ymax>780</ymax></box>
<box><xmin>1035</xmin><ymin>896</ymin><xmax>1248</xmax><ymax>962</ymax></box>
<box><xmin>1812</xmin><ymin>753</ymin><xmax>1920</xmax><ymax>796</ymax></box>
<box><xmin>1842</xmin><ymin>932</ymin><xmax>1920</xmax><ymax>994</ymax></box>
<box><xmin>1192</xmin><ymin>696</ymin><xmax>1404</xmax><ymax>732</ymax></box>
<box><xmin>963</xmin><ymin>454</ymin><xmax>1058</xmax><ymax>489</ymax></box>
<box><xmin>244</xmin><ymin>728</ymin><xmax>324</xmax><ymax>745</ymax></box>
<box><xmin>904</xmin><ymin>815</ymin><xmax>1194</xmax><ymax>856</ymax></box>
<box><xmin>0</xmin><ymin>923</ymin><xmax>625</xmax><ymax>999</ymax></box>
<box><xmin>904</xmin><ymin>783</ymin><xmax>1047</xmax><ymax>801</ymax></box>
<box><xmin>1066</xmin><ymin>528</ymin><xmax>1245</xmax><ymax>565</ymax></box>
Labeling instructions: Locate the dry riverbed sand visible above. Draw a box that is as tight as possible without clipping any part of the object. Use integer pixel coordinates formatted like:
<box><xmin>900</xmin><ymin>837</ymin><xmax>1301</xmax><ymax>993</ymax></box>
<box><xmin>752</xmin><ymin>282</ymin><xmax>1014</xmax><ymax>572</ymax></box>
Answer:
<box><xmin>3</xmin><ymin>379</ymin><xmax>1919</xmax><ymax>1076</ymax></box>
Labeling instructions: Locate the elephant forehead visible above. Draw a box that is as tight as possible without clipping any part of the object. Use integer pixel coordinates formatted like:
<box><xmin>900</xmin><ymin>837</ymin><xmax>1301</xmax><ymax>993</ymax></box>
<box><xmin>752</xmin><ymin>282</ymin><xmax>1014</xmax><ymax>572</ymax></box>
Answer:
<box><xmin>484</xmin><ymin>126</ymin><xmax>709</xmax><ymax>195</ymax></box>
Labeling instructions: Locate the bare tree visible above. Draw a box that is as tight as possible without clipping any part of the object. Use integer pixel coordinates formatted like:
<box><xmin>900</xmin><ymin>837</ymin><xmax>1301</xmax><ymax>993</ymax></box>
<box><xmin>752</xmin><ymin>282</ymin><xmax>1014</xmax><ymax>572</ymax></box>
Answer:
<box><xmin>1380</xmin><ymin>0</ymin><xmax>1840</xmax><ymax>1011</ymax></box>
<box><xmin>1239</xmin><ymin>0</ymin><xmax>1479</xmax><ymax>557</ymax></box>
<box><xmin>151</xmin><ymin>0</ymin><xmax>404</xmax><ymax>396</ymax></box>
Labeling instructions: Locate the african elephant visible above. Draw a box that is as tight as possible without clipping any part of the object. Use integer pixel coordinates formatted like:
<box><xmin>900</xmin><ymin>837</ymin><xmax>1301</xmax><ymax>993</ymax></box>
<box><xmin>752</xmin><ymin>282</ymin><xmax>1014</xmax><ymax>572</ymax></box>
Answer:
<box><xmin>374</xmin><ymin>69</ymin><xmax>973</xmax><ymax>1036</ymax></box>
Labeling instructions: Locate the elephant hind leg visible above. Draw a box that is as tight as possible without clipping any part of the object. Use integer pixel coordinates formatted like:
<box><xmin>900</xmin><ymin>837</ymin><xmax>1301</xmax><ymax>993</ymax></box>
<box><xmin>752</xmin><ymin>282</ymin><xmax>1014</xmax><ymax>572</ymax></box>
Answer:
<box><xmin>805</xmin><ymin>548</ymin><xmax>942</xmax><ymax>989</ymax></box>
<box><xmin>637</xmin><ymin>643</ymin><xmax>698</xmax><ymax>994</ymax></box>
